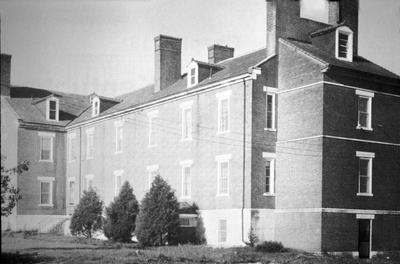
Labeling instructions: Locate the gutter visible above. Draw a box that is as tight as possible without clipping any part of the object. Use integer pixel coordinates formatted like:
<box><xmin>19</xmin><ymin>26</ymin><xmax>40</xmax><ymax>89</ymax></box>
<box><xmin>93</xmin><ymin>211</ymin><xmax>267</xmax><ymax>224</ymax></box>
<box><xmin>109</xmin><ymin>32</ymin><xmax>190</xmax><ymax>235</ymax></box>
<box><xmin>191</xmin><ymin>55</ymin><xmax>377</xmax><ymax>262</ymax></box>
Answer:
<box><xmin>241</xmin><ymin>77</ymin><xmax>247</xmax><ymax>244</ymax></box>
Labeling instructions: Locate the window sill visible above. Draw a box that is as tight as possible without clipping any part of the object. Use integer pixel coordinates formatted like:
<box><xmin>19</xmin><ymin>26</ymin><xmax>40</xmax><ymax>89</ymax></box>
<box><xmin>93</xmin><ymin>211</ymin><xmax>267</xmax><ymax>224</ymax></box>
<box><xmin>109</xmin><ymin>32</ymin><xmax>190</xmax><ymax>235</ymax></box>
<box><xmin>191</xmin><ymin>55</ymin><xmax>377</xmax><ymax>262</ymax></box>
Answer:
<box><xmin>356</xmin><ymin>126</ymin><xmax>373</xmax><ymax>131</ymax></box>
<box><xmin>181</xmin><ymin>138</ymin><xmax>193</xmax><ymax>142</ymax></box>
<box><xmin>180</xmin><ymin>196</ymin><xmax>192</xmax><ymax>200</ymax></box>
<box><xmin>216</xmin><ymin>193</ymin><xmax>229</xmax><ymax>197</ymax></box>
<box><xmin>115</xmin><ymin>151</ymin><xmax>123</xmax><ymax>155</ymax></box>
<box><xmin>39</xmin><ymin>159</ymin><xmax>53</xmax><ymax>163</ymax></box>
<box><xmin>357</xmin><ymin>193</ymin><xmax>373</xmax><ymax>197</ymax></box>
<box><xmin>217</xmin><ymin>130</ymin><xmax>230</xmax><ymax>136</ymax></box>
<box><xmin>263</xmin><ymin>193</ymin><xmax>275</xmax><ymax>197</ymax></box>
<box><xmin>38</xmin><ymin>204</ymin><xmax>54</xmax><ymax>207</ymax></box>
<box><xmin>264</xmin><ymin>128</ymin><xmax>276</xmax><ymax>132</ymax></box>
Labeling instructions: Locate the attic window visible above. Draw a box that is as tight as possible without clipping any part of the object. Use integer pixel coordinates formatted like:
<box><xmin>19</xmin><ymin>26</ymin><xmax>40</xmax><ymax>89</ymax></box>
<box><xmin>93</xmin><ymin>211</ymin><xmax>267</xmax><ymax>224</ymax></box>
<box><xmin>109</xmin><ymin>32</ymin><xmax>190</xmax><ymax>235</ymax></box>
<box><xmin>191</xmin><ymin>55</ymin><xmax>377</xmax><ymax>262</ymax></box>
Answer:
<box><xmin>335</xmin><ymin>27</ymin><xmax>353</xmax><ymax>62</ymax></box>
<box><xmin>46</xmin><ymin>98</ymin><xmax>59</xmax><ymax>121</ymax></box>
<box><xmin>187</xmin><ymin>61</ymin><xmax>198</xmax><ymax>88</ymax></box>
<box><xmin>92</xmin><ymin>97</ymin><xmax>100</xmax><ymax>117</ymax></box>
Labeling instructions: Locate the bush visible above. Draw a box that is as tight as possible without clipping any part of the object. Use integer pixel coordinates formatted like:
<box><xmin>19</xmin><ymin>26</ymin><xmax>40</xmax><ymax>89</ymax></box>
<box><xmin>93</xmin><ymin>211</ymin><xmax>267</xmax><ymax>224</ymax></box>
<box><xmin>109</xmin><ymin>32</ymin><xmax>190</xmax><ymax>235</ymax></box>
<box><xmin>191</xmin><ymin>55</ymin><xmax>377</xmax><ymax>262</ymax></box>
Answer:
<box><xmin>135</xmin><ymin>175</ymin><xmax>180</xmax><ymax>246</ymax></box>
<box><xmin>246</xmin><ymin>227</ymin><xmax>258</xmax><ymax>247</ymax></box>
<box><xmin>70</xmin><ymin>188</ymin><xmax>103</xmax><ymax>238</ymax></box>
<box><xmin>255</xmin><ymin>241</ymin><xmax>285</xmax><ymax>253</ymax></box>
<box><xmin>103</xmin><ymin>181</ymin><xmax>139</xmax><ymax>242</ymax></box>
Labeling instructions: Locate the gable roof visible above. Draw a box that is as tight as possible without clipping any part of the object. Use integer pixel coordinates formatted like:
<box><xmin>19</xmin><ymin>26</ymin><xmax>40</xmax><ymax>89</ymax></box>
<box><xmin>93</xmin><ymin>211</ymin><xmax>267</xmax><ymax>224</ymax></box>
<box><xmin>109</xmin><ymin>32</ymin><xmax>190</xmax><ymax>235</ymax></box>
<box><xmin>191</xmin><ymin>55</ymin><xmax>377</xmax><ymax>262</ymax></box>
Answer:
<box><xmin>280</xmin><ymin>38</ymin><xmax>400</xmax><ymax>81</ymax></box>
<box><xmin>68</xmin><ymin>48</ymin><xmax>267</xmax><ymax>126</ymax></box>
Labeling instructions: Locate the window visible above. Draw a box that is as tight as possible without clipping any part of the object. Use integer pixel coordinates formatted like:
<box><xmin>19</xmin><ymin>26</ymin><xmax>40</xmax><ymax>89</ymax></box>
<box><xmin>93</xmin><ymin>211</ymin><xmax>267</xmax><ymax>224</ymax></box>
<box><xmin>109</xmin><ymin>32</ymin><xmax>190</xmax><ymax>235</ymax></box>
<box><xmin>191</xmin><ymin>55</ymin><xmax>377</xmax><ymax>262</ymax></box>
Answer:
<box><xmin>147</xmin><ymin>164</ymin><xmax>159</xmax><ymax>189</ymax></box>
<box><xmin>68</xmin><ymin>179</ymin><xmax>75</xmax><ymax>205</ymax></box>
<box><xmin>179</xmin><ymin>215</ymin><xmax>197</xmax><ymax>227</ymax></box>
<box><xmin>216</xmin><ymin>154</ymin><xmax>231</xmax><ymax>196</ymax></box>
<box><xmin>115</xmin><ymin>122</ymin><xmax>123</xmax><ymax>153</ymax></box>
<box><xmin>68</xmin><ymin>133</ymin><xmax>76</xmax><ymax>162</ymax></box>
<box><xmin>300</xmin><ymin>0</ymin><xmax>329</xmax><ymax>24</ymax></box>
<box><xmin>148</xmin><ymin>110</ymin><xmax>159</xmax><ymax>147</ymax></box>
<box><xmin>356</xmin><ymin>151</ymin><xmax>374</xmax><ymax>196</ymax></box>
<box><xmin>46</xmin><ymin>98</ymin><xmax>59</xmax><ymax>121</ymax></box>
<box><xmin>114</xmin><ymin>170</ymin><xmax>124</xmax><ymax>196</ymax></box>
<box><xmin>190</xmin><ymin>68</ymin><xmax>196</xmax><ymax>86</ymax></box>
<box><xmin>187</xmin><ymin>61</ymin><xmax>198</xmax><ymax>88</ymax></box>
<box><xmin>38</xmin><ymin>177</ymin><xmax>54</xmax><ymax>206</ymax></box>
<box><xmin>216</xmin><ymin>90</ymin><xmax>231</xmax><ymax>134</ymax></box>
<box><xmin>39</xmin><ymin>132</ymin><xmax>55</xmax><ymax>162</ymax></box>
<box><xmin>263</xmin><ymin>152</ymin><xmax>276</xmax><ymax>195</ymax></box>
<box><xmin>335</xmin><ymin>27</ymin><xmax>353</xmax><ymax>62</ymax></box>
<box><xmin>180</xmin><ymin>160</ymin><xmax>193</xmax><ymax>199</ymax></box>
<box><xmin>218</xmin><ymin>219</ymin><xmax>227</xmax><ymax>243</ymax></box>
<box><xmin>92</xmin><ymin>96</ymin><xmax>100</xmax><ymax>117</ymax></box>
<box><xmin>86</xmin><ymin>128</ymin><xmax>94</xmax><ymax>160</ymax></box>
<box><xmin>264</xmin><ymin>87</ymin><xmax>277</xmax><ymax>130</ymax></box>
<box><xmin>180</xmin><ymin>101</ymin><xmax>193</xmax><ymax>140</ymax></box>
<box><xmin>85</xmin><ymin>174</ymin><xmax>94</xmax><ymax>191</ymax></box>
<box><xmin>356</xmin><ymin>90</ymin><xmax>374</xmax><ymax>130</ymax></box>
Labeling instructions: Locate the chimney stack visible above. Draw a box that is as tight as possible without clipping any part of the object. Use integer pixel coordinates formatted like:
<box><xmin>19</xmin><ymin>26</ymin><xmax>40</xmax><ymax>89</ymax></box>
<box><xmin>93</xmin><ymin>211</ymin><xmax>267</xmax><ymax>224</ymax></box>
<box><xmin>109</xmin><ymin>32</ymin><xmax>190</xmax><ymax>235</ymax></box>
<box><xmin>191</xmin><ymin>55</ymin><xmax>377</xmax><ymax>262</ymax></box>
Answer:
<box><xmin>208</xmin><ymin>44</ymin><xmax>234</xmax><ymax>64</ymax></box>
<box><xmin>154</xmin><ymin>35</ymin><xmax>182</xmax><ymax>93</ymax></box>
<box><xmin>1</xmin><ymin>53</ymin><xmax>11</xmax><ymax>97</ymax></box>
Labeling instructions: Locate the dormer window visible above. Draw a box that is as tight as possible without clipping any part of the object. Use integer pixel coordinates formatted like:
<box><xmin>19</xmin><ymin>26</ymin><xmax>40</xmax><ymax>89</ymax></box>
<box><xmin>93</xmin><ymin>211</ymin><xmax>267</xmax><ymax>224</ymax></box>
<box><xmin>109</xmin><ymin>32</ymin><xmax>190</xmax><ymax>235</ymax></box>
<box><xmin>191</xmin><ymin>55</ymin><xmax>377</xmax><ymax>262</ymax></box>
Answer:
<box><xmin>187</xmin><ymin>60</ymin><xmax>198</xmax><ymax>88</ymax></box>
<box><xmin>190</xmin><ymin>68</ymin><xmax>196</xmax><ymax>86</ymax></box>
<box><xmin>46</xmin><ymin>98</ymin><xmax>59</xmax><ymax>121</ymax></box>
<box><xmin>92</xmin><ymin>96</ymin><xmax>100</xmax><ymax>117</ymax></box>
<box><xmin>335</xmin><ymin>27</ymin><xmax>353</xmax><ymax>62</ymax></box>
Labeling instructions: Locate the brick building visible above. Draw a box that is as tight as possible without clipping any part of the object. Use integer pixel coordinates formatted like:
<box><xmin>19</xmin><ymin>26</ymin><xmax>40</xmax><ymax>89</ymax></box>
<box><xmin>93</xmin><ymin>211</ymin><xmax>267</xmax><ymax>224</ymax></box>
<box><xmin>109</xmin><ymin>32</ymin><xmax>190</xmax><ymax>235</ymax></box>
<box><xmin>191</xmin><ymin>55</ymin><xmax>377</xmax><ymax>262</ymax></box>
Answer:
<box><xmin>1</xmin><ymin>0</ymin><xmax>399</xmax><ymax>258</ymax></box>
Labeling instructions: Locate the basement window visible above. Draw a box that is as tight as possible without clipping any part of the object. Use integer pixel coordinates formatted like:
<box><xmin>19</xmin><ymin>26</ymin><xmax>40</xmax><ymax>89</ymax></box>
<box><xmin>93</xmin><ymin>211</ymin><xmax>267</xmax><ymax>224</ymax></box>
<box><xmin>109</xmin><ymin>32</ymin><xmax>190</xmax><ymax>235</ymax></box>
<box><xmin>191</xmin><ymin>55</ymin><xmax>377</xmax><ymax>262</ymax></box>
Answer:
<box><xmin>335</xmin><ymin>27</ymin><xmax>353</xmax><ymax>62</ymax></box>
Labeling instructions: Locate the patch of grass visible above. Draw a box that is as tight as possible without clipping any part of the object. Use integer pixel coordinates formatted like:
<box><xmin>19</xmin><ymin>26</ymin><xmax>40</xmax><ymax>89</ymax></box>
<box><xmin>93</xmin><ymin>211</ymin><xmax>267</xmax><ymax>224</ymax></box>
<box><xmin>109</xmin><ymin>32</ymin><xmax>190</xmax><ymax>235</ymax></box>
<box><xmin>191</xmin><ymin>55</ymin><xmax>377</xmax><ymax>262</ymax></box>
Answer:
<box><xmin>1</xmin><ymin>252</ymin><xmax>54</xmax><ymax>264</ymax></box>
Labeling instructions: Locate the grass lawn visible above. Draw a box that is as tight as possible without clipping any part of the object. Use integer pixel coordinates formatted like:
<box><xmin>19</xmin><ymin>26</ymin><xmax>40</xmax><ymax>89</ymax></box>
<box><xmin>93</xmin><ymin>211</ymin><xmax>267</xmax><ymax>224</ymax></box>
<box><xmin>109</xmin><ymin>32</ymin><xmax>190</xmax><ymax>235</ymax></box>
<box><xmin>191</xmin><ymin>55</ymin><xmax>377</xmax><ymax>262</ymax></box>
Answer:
<box><xmin>1</xmin><ymin>231</ymin><xmax>399</xmax><ymax>264</ymax></box>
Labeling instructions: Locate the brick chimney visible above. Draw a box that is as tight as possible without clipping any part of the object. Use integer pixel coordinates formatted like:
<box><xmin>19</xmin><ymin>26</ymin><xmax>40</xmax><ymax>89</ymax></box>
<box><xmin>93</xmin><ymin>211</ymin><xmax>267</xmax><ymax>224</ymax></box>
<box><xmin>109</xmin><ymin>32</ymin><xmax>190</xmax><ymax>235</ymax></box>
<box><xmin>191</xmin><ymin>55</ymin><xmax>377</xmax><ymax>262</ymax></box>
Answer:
<box><xmin>208</xmin><ymin>44</ymin><xmax>234</xmax><ymax>64</ymax></box>
<box><xmin>266</xmin><ymin>0</ymin><xmax>359</xmax><ymax>57</ymax></box>
<box><xmin>1</xmin><ymin>53</ymin><xmax>11</xmax><ymax>97</ymax></box>
<box><xmin>154</xmin><ymin>35</ymin><xmax>182</xmax><ymax>93</ymax></box>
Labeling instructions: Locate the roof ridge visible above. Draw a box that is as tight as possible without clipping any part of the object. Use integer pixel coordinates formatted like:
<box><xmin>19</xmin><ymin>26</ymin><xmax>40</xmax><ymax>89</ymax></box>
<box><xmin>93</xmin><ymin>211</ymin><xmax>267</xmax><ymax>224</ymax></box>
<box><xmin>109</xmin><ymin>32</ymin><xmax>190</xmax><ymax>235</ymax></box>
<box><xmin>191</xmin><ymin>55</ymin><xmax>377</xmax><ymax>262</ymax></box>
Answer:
<box><xmin>279</xmin><ymin>38</ymin><xmax>328</xmax><ymax>66</ymax></box>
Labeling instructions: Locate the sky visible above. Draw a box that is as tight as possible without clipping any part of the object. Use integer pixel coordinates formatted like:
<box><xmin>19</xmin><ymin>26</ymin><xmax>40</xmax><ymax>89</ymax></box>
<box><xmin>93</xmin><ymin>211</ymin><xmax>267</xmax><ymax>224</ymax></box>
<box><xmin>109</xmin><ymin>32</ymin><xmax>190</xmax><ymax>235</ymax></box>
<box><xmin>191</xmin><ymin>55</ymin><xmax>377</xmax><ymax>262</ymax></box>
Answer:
<box><xmin>0</xmin><ymin>0</ymin><xmax>399</xmax><ymax>97</ymax></box>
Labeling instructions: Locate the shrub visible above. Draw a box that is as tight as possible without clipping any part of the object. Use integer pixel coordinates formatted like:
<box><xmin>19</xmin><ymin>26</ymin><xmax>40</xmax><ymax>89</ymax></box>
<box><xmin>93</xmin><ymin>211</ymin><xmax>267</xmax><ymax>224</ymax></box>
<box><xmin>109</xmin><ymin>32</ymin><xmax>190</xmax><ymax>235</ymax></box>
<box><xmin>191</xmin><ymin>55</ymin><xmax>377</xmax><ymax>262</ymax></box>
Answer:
<box><xmin>246</xmin><ymin>227</ymin><xmax>258</xmax><ymax>247</ymax></box>
<box><xmin>135</xmin><ymin>175</ymin><xmax>180</xmax><ymax>246</ymax></box>
<box><xmin>103</xmin><ymin>181</ymin><xmax>139</xmax><ymax>242</ymax></box>
<box><xmin>70</xmin><ymin>188</ymin><xmax>103</xmax><ymax>238</ymax></box>
<box><xmin>255</xmin><ymin>241</ymin><xmax>285</xmax><ymax>253</ymax></box>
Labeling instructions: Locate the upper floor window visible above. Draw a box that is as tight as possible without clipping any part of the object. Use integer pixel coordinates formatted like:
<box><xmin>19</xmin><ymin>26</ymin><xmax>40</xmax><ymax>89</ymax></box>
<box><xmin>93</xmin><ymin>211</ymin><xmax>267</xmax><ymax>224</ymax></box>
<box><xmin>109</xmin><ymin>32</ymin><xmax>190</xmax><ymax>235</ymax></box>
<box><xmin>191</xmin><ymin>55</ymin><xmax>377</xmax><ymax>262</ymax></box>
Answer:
<box><xmin>147</xmin><ymin>164</ymin><xmax>159</xmax><ymax>189</ymax></box>
<box><xmin>216</xmin><ymin>90</ymin><xmax>231</xmax><ymax>134</ymax></box>
<box><xmin>187</xmin><ymin>61</ymin><xmax>198</xmax><ymax>88</ymax></box>
<box><xmin>335</xmin><ymin>27</ymin><xmax>353</xmax><ymax>62</ymax></box>
<box><xmin>115</xmin><ymin>121</ymin><xmax>123</xmax><ymax>153</ymax></box>
<box><xmin>148</xmin><ymin>110</ymin><xmax>159</xmax><ymax>147</ymax></box>
<box><xmin>68</xmin><ymin>178</ymin><xmax>75</xmax><ymax>205</ymax></box>
<box><xmin>263</xmin><ymin>152</ymin><xmax>276</xmax><ymax>195</ymax></box>
<box><xmin>86</xmin><ymin>128</ymin><xmax>95</xmax><ymax>160</ymax></box>
<box><xmin>114</xmin><ymin>170</ymin><xmax>124</xmax><ymax>196</ymax></box>
<box><xmin>46</xmin><ymin>98</ymin><xmax>59</xmax><ymax>121</ymax></box>
<box><xmin>38</xmin><ymin>176</ymin><xmax>54</xmax><ymax>206</ymax></box>
<box><xmin>85</xmin><ymin>174</ymin><xmax>94</xmax><ymax>191</ymax></box>
<box><xmin>216</xmin><ymin>154</ymin><xmax>231</xmax><ymax>196</ymax></box>
<box><xmin>39</xmin><ymin>132</ymin><xmax>55</xmax><ymax>162</ymax></box>
<box><xmin>180</xmin><ymin>160</ymin><xmax>193</xmax><ymax>199</ymax></box>
<box><xmin>92</xmin><ymin>96</ymin><xmax>100</xmax><ymax>117</ymax></box>
<box><xmin>180</xmin><ymin>101</ymin><xmax>193</xmax><ymax>140</ymax></box>
<box><xmin>356</xmin><ymin>90</ymin><xmax>374</xmax><ymax>131</ymax></box>
<box><xmin>264</xmin><ymin>87</ymin><xmax>277</xmax><ymax>131</ymax></box>
<box><xmin>68</xmin><ymin>133</ymin><xmax>76</xmax><ymax>162</ymax></box>
<box><xmin>356</xmin><ymin>151</ymin><xmax>374</xmax><ymax>196</ymax></box>
<box><xmin>300</xmin><ymin>0</ymin><xmax>329</xmax><ymax>24</ymax></box>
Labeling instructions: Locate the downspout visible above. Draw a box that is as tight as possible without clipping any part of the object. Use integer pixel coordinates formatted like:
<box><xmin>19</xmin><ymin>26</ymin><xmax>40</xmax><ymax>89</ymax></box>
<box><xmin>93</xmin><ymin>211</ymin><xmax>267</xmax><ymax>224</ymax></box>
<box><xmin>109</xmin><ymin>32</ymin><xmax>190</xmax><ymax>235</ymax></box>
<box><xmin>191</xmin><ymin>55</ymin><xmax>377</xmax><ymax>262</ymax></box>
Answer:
<box><xmin>241</xmin><ymin>77</ymin><xmax>247</xmax><ymax>244</ymax></box>
<box><xmin>79</xmin><ymin>127</ymin><xmax>82</xmax><ymax>199</ymax></box>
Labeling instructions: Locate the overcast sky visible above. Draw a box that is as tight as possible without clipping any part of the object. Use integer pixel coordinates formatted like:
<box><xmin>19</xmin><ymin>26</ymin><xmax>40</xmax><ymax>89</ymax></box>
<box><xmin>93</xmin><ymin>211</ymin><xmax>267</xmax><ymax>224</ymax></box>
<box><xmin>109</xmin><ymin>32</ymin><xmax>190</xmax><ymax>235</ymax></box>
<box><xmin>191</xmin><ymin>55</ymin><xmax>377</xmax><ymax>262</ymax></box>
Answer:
<box><xmin>1</xmin><ymin>0</ymin><xmax>399</xmax><ymax>97</ymax></box>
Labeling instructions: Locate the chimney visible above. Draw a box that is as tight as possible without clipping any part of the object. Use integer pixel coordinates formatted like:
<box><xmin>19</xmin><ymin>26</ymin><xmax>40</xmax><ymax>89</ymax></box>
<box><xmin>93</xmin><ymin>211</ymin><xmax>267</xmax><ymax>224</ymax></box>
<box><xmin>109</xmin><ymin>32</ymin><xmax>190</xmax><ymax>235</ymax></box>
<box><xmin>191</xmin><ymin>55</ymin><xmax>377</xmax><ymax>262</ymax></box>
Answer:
<box><xmin>1</xmin><ymin>53</ymin><xmax>11</xmax><ymax>97</ymax></box>
<box><xmin>154</xmin><ymin>35</ymin><xmax>182</xmax><ymax>93</ymax></box>
<box><xmin>208</xmin><ymin>44</ymin><xmax>234</xmax><ymax>64</ymax></box>
<box><xmin>266</xmin><ymin>0</ymin><xmax>277</xmax><ymax>58</ymax></box>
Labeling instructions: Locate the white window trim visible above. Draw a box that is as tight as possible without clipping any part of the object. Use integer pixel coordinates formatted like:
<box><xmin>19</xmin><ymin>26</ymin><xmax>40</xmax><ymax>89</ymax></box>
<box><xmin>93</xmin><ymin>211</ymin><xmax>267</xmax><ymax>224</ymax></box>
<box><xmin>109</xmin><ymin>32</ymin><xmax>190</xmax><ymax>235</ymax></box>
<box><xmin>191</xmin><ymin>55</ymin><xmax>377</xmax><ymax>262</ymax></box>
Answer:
<box><xmin>46</xmin><ymin>97</ymin><xmax>59</xmax><ymax>121</ymax></box>
<box><xmin>262</xmin><ymin>152</ymin><xmax>276</xmax><ymax>196</ymax></box>
<box><xmin>148</xmin><ymin>110</ymin><xmax>159</xmax><ymax>147</ymax></box>
<box><xmin>85</xmin><ymin>128</ymin><xmax>95</xmax><ymax>160</ymax></box>
<box><xmin>180</xmin><ymin>159</ymin><xmax>193</xmax><ymax>199</ymax></box>
<box><xmin>187</xmin><ymin>61</ymin><xmax>199</xmax><ymax>88</ymax></box>
<box><xmin>67</xmin><ymin>177</ymin><xmax>76</xmax><ymax>205</ymax></box>
<box><xmin>85</xmin><ymin>174</ymin><xmax>94</xmax><ymax>191</ymax></box>
<box><xmin>263</xmin><ymin>86</ymin><xmax>277</xmax><ymax>131</ymax></box>
<box><xmin>146</xmin><ymin>164</ymin><xmax>159</xmax><ymax>189</ymax></box>
<box><xmin>356</xmin><ymin>90</ymin><xmax>374</xmax><ymax>131</ymax></box>
<box><xmin>335</xmin><ymin>26</ymin><xmax>353</xmax><ymax>62</ymax></box>
<box><xmin>67</xmin><ymin>133</ymin><xmax>76</xmax><ymax>162</ymax></box>
<box><xmin>216</xmin><ymin>154</ymin><xmax>231</xmax><ymax>196</ymax></box>
<box><xmin>92</xmin><ymin>96</ymin><xmax>100</xmax><ymax>117</ymax></box>
<box><xmin>39</xmin><ymin>132</ymin><xmax>55</xmax><ymax>162</ymax></box>
<box><xmin>114</xmin><ymin>169</ymin><xmax>124</xmax><ymax>196</ymax></box>
<box><xmin>180</xmin><ymin>101</ymin><xmax>193</xmax><ymax>141</ymax></box>
<box><xmin>216</xmin><ymin>90</ymin><xmax>232</xmax><ymax>135</ymax></box>
<box><xmin>356</xmin><ymin>151</ymin><xmax>374</xmax><ymax>197</ymax></box>
<box><xmin>217</xmin><ymin>218</ymin><xmax>228</xmax><ymax>244</ymax></box>
<box><xmin>114</xmin><ymin>121</ymin><xmax>123</xmax><ymax>154</ymax></box>
<box><xmin>38</xmin><ymin>176</ymin><xmax>55</xmax><ymax>206</ymax></box>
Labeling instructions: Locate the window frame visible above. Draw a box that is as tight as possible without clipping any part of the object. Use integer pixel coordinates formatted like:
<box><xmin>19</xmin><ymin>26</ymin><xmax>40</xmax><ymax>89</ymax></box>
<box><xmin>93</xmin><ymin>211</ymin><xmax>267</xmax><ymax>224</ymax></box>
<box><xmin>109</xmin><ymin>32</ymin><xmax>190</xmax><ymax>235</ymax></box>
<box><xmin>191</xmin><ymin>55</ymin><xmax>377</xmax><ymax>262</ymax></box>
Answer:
<box><xmin>92</xmin><ymin>96</ymin><xmax>100</xmax><ymax>117</ymax></box>
<box><xmin>356</xmin><ymin>151</ymin><xmax>374</xmax><ymax>196</ymax></box>
<box><xmin>335</xmin><ymin>26</ymin><xmax>353</xmax><ymax>62</ymax></box>
<box><xmin>86</xmin><ymin>128</ymin><xmax>95</xmax><ymax>160</ymax></box>
<box><xmin>216</xmin><ymin>90</ymin><xmax>232</xmax><ymax>135</ymax></box>
<box><xmin>262</xmin><ymin>152</ymin><xmax>276</xmax><ymax>196</ymax></box>
<box><xmin>114</xmin><ymin>170</ymin><xmax>124</xmax><ymax>196</ymax></box>
<box><xmin>356</xmin><ymin>90</ymin><xmax>374</xmax><ymax>131</ymax></box>
<box><xmin>38</xmin><ymin>176</ymin><xmax>55</xmax><ymax>206</ymax></box>
<box><xmin>263</xmin><ymin>86</ymin><xmax>277</xmax><ymax>131</ymax></box>
<box><xmin>218</xmin><ymin>219</ymin><xmax>228</xmax><ymax>243</ymax></box>
<box><xmin>180</xmin><ymin>101</ymin><xmax>193</xmax><ymax>141</ymax></box>
<box><xmin>148</xmin><ymin>110</ymin><xmax>159</xmax><ymax>147</ymax></box>
<box><xmin>46</xmin><ymin>97</ymin><xmax>59</xmax><ymax>121</ymax></box>
<box><xmin>67</xmin><ymin>133</ymin><xmax>76</xmax><ymax>162</ymax></box>
<box><xmin>187</xmin><ymin>61</ymin><xmax>198</xmax><ymax>88</ymax></box>
<box><xmin>180</xmin><ymin>159</ymin><xmax>193</xmax><ymax>199</ymax></box>
<box><xmin>146</xmin><ymin>164</ymin><xmax>159</xmax><ymax>189</ymax></box>
<box><xmin>67</xmin><ymin>177</ymin><xmax>76</xmax><ymax>205</ymax></box>
<box><xmin>39</xmin><ymin>132</ymin><xmax>55</xmax><ymax>162</ymax></box>
<box><xmin>85</xmin><ymin>174</ymin><xmax>94</xmax><ymax>191</ymax></box>
<box><xmin>216</xmin><ymin>154</ymin><xmax>231</xmax><ymax>196</ymax></box>
<box><xmin>114</xmin><ymin>121</ymin><xmax>124</xmax><ymax>154</ymax></box>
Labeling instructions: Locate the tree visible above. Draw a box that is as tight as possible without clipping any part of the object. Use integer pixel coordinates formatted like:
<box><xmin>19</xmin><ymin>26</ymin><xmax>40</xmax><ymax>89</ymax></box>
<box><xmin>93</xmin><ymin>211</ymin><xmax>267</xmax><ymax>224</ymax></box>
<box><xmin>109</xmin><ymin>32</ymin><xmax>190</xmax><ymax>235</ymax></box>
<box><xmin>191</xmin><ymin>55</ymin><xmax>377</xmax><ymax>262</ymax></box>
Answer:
<box><xmin>1</xmin><ymin>155</ymin><xmax>29</xmax><ymax>216</ymax></box>
<box><xmin>104</xmin><ymin>181</ymin><xmax>139</xmax><ymax>242</ymax></box>
<box><xmin>135</xmin><ymin>175</ymin><xmax>180</xmax><ymax>246</ymax></box>
<box><xmin>70</xmin><ymin>188</ymin><xmax>103</xmax><ymax>238</ymax></box>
